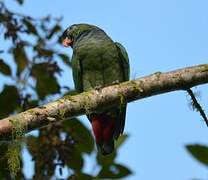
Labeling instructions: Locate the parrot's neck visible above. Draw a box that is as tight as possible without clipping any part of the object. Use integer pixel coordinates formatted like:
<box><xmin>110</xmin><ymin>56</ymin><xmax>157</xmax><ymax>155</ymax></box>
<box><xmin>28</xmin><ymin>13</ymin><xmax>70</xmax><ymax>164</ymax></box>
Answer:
<box><xmin>73</xmin><ymin>28</ymin><xmax>106</xmax><ymax>48</ymax></box>
<box><xmin>73</xmin><ymin>28</ymin><xmax>93</xmax><ymax>47</ymax></box>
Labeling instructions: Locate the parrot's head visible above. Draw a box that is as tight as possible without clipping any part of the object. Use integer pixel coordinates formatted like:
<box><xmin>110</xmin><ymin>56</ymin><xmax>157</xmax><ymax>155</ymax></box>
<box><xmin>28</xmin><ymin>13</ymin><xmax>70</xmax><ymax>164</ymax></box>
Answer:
<box><xmin>61</xmin><ymin>24</ymin><xmax>95</xmax><ymax>48</ymax></box>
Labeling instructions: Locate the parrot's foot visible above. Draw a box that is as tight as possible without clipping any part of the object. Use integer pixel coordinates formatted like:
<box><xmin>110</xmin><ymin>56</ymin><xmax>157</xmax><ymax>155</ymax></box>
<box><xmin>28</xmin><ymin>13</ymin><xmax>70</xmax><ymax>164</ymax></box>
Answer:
<box><xmin>112</xmin><ymin>80</ymin><xmax>120</xmax><ymax>85</ymax></box>
<box><xmin>94</xmin><ymin>85</ymin><xmax>102</xmax><ymax>91</ymax></box>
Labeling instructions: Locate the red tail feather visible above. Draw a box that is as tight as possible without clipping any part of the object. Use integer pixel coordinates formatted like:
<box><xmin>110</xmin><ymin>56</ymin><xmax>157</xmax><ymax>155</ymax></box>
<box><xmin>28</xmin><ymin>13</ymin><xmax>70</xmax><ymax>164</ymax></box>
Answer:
<box><xmin>91</xmin><ymin>115</ymin><xmax>115</xmax><ymax>144</ymax></box>
<box><xmin>91</xmin><ymin>117</ymin><xmax>102</xmax><ymax>144</ymax></box>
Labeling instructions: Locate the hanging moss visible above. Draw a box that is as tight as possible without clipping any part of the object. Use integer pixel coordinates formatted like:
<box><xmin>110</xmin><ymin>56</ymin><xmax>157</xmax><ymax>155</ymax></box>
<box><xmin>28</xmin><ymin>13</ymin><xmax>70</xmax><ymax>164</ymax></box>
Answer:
<box><xmin>6</xmin><ymin>118</ymin><xmax>26</xmax><ymax>175</ymax></box>
<box><xmin>6</xmin><ymin>140</ymin><xmax>22</xmax><ymax>175</ymax></box>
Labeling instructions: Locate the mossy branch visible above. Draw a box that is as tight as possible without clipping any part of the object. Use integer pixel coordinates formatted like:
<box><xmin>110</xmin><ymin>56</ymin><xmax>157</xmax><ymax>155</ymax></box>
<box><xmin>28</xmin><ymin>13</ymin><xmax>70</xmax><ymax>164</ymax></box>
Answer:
<box><xmin>0</xmin><ymin>64</ymin><xmax>208</xmax><ymax>141</ymax></box>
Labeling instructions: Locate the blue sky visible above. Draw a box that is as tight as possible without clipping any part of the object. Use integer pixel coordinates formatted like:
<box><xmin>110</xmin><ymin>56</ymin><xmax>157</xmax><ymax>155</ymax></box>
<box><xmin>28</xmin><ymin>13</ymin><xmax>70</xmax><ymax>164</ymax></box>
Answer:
<box><xmin>4</xmin><ymin>0</ymin><xmax>208</xmax><ymax>179</ymax></box>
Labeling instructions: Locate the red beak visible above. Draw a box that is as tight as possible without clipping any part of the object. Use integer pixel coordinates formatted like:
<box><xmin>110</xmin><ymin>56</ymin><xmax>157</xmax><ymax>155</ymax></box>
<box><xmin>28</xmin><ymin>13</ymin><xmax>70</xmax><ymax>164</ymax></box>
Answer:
<box><xmin>62</xmin><ymin>37</ymin><xmax>73</xmax><ymax>47</ymax></box>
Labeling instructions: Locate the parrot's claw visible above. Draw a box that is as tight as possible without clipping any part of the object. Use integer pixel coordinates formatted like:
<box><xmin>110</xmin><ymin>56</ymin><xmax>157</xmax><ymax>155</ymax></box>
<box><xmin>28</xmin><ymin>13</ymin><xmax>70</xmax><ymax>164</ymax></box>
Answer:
<box><xmin>94</xmin><ymin>85</ymin><xmax>102</xmax><ymax>91</ymax></box>
<box><xmin>112</xmin><ymin>80</ymin><xmax>120</xmax><ymax>84</ymax></box>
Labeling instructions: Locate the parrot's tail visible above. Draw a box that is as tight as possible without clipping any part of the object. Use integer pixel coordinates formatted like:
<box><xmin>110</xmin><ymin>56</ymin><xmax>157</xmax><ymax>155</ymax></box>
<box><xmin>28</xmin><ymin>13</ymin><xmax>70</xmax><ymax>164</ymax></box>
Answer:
<box><xmin>91</xmin><ymin>114</ymin><xmax>115</xmax><ymax>155</ymax></box>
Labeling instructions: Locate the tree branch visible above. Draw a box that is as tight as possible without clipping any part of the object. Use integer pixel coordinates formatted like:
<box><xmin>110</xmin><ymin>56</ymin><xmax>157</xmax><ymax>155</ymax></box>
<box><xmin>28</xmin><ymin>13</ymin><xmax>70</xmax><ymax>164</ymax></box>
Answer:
<box><xmin>0</xmin><ymin>64</ymin><xmax>208</xmax><ymax>140</ymax></box>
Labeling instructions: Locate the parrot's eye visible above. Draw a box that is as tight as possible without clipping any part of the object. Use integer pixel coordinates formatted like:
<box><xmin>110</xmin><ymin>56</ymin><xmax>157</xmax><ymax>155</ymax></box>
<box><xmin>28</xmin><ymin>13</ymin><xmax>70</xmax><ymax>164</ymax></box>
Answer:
<box><xmin>64</xmin><ymin>30</ymin><xmax>72</xmax><ymax>39</ymax></box>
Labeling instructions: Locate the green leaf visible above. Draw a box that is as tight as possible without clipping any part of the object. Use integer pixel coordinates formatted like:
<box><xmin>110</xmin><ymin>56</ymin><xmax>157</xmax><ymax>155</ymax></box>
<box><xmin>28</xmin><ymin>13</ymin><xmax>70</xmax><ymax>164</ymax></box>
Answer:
<box><xmin>186</xmin><ymin>144</ymin><xmax>208</xmax><ymax>166</ymax></box>
<box><xmin>47</xmin><ymin>25</ymin><xmax>61</xmax><ymax>39</ymax></box>
<box><xmin>68</xmin><ymin>173</ymin><xmax>94</xmax><ymax>180</ymax></box>
<box><xmin>0</xmin><ymin>59</ymin><xmax>11</xmax><ymax>76</ymax></box>
<box><xmin>15</xmin><ymin>0</ymin><xmax>24</xmax><ymax>5</ymax></box>
<box><xmin>0</xmin><ymin>85</ymin><xmax>19</xmax><ymax>118</ymax></box>
<box><xmin>96</xmin><ymin>151</ymin><xmax>116</xmax><ymax>167</ymax></box>
<box><xmin>23</xmin><ymin>19</ymin><xmax>38</xmax><ymax>35</ymax></box>
<box><xmin>96</xmin><ymin>133</ymin><xmax>129</xmax><ymax>167</ymax></box>
<box><xmin>36</xmin><ymin>75</ymin><xmax>60</xmax><ymax>99</ymax></box>
<box><xmin>31</xmin><ymin>63</ymin><xmax>45</xmax><ymax>77</ymax></box>
<box><xmin>96</xmin><ymin>134</ymin><xmax>128</xmax><ymax>168</ymax></box>
<box><xmin>115</xmin><ymin>134</ymin><xmax>128</xmax><ymax>149</ymax></box>
<box><xmin>12</xmin><ymin>43</ymin><xmax>28</xmax><ymax>76</ymax></box>
<box><xmin>98</xmin><ymin>164</ymin><xmax>132</xmax><ymax>179</ymax></box>
<box><xmin>26</xmin><ymin>135</ymin><xmax>38</xmax><ymax>155</ymax></box>
<box><xmin>27</xmin><ymin>100</ymin><xmax>39</xmax><ymax>109</ymax></box>
<box><xmin>31</xmin><ymin>63</ymin><xmax>60</xmax><ymax>99</ymax></box>
<box><xmin>0</xmin><ymin>14</ymin><xmax>8</xmax><ymax>23</ymax></box>
<box><xmin>35</xmin><ymin>48</ymin><xmax>53</xmax><ymax>57</ymax></box>
<box><xmin>58</xmin><ymin>53</ymin><xmax>71</xmax><ymax>67</ymax></box>
<box><xmin>63</xmin><ymin>119</ymin><xmax>94</xmax><ymax>154</ymax></box>
<box><xmin>67</xmin><ymin>149</ymin><xmax>83</xmax><ymax>170</ymax></box>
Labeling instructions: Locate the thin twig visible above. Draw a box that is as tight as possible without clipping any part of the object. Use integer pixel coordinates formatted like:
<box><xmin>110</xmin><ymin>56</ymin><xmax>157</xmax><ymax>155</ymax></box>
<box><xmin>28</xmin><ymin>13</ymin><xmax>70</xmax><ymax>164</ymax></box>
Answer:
<box><xmin>187</xmin><ymin>89</ymin><xmax>208</xmax><ymax>127</ymax></box>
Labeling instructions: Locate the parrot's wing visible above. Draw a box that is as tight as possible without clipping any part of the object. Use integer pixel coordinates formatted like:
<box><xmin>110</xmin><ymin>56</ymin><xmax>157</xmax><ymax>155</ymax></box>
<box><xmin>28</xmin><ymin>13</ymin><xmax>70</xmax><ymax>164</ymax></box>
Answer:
<box><xmin>71</xmin><ymin>55</ymin><xmax>83</xmax><ymax>93</ymax></box>
<box><xmin>114</xmin><ymin>42</ymin><xmax>130</xmax><ymax>139</ymax></box>
<box><xmin>114</xmin><ymin>42</ymin><xmax>130</xmax><ymax>81</ymax></box>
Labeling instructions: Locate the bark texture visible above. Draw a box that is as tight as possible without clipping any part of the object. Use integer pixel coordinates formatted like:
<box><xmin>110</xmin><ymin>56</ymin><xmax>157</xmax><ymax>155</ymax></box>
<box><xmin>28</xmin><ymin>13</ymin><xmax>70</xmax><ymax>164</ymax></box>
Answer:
<box><xmin>0</xmin><ymin>64</ymin><xmax>208</xmax><ymax>140</ymax></box>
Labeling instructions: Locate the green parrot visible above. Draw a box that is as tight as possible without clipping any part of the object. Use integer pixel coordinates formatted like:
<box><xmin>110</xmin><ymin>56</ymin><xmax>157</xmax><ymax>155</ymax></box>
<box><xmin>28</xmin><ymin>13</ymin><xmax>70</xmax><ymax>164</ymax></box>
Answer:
<box><xmin>61</xmin><ymin>24</ymin><xmax>130</xmax><ymax>155</ymax></box>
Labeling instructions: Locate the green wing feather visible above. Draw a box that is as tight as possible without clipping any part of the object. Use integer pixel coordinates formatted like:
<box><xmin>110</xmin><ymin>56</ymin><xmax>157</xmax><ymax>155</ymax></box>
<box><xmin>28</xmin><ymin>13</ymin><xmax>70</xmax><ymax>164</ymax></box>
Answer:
<box><xmin>114</xmin><ymin>42</ymin><xmax>130</xmax><ymax>139</ymax></box>
<box><xmin>114</xmin><ymin>42</ymin><xmax>130</xmax><ymax>81</ymax></box>
<box><xmin>71</xmin><ymin>55</ymin><xmax>83</xmax><ymax>93</ymax></box>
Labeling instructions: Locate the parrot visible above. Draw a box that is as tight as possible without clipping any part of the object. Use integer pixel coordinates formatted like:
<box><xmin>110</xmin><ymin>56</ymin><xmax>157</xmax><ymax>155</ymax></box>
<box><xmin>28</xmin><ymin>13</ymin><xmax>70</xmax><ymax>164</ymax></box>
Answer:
<box><xmin>61</xmin><ymin>24</ymin><xmax>130</xmax><ymax>155</ymax></box>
